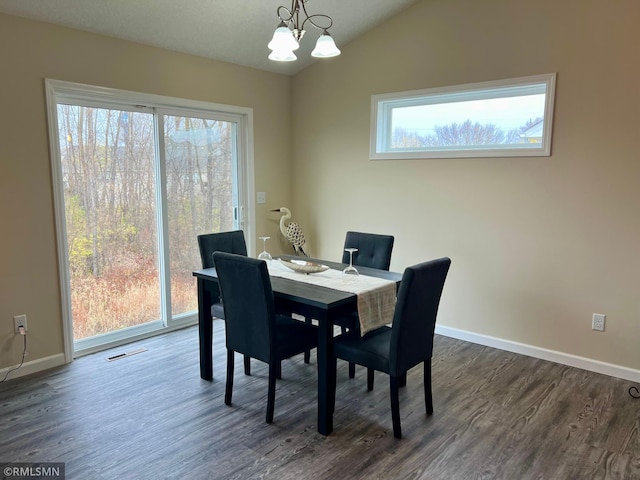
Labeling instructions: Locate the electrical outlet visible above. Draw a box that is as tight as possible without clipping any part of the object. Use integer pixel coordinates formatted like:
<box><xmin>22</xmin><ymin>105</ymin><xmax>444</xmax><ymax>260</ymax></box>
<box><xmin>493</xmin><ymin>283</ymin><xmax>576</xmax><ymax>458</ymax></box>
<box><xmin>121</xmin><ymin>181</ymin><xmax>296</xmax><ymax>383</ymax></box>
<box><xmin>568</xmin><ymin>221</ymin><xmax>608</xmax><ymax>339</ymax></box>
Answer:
<box><xmin>14</xmin><ymin>314</ymin><xmax>27</xmax><ymax>334</ymax></box>
<box><xmin>592</xmin><ymin>313</ymin><xmax>605</xmax><ymax>332</ymax></box>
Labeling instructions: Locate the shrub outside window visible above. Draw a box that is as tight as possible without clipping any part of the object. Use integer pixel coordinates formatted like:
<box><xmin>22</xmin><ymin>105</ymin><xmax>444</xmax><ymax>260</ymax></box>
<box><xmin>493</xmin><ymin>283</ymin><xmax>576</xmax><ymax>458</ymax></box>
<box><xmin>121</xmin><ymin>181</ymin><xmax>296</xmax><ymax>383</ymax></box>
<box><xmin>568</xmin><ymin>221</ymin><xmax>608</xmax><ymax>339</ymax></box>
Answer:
<box><xmin>370</xmin><ymin>73</ymin><xmax>556</xmax><ymax>159</ymax></box>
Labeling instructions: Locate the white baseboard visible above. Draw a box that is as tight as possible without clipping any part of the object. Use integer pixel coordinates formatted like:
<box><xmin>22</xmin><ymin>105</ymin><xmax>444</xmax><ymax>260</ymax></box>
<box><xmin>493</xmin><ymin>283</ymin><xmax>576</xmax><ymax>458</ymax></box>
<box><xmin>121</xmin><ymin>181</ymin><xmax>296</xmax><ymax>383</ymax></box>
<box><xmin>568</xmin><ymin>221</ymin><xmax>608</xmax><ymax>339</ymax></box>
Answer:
<box><xmin>435</xmin><ymin>325</ymin><xmax>640</xmax><ymax>383</ymax></box>
<box><xmin>4</xmin><ymin>326</ymin><xmax>638</xmax><ymax>384</ymax></box>
<box><xmin>0</xmin><ymin>353</ymin><xmax>67</xmax><ymax>382</ymax></box>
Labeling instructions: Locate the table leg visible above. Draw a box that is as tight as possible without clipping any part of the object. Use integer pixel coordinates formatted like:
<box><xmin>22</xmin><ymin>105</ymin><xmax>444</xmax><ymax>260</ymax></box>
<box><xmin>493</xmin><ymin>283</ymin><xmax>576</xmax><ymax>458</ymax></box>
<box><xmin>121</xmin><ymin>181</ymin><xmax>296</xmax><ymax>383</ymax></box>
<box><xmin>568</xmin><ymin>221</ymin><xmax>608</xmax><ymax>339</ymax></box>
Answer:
<box><xmin>198</xmin><ymin>278</ymin><xmax>214</xmax><ymax>381</ymax></box>
<box><xmin>317</xmin><ymin>312</ymin><xmax>335</xmax><ymax>436</ymax></box>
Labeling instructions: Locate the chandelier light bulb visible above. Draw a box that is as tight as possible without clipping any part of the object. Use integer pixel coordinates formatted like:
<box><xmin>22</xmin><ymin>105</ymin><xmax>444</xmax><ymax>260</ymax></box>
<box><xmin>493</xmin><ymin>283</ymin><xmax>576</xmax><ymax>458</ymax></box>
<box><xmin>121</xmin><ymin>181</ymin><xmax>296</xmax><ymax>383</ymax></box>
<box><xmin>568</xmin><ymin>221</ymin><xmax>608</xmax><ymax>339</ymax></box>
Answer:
<box><xmin>268</xmin><ymin>23</ymin><xmax>300</xmax><ymax>52</ymax></box>
<box><xmin>268</xmin><ymin>49</ymin><xmax>298</xmax><ymax>62</ymax></box>
<box><xmin>311</xmin><ymin>31</ymin><xmax>341</xmax><ymax>58</ymax></box>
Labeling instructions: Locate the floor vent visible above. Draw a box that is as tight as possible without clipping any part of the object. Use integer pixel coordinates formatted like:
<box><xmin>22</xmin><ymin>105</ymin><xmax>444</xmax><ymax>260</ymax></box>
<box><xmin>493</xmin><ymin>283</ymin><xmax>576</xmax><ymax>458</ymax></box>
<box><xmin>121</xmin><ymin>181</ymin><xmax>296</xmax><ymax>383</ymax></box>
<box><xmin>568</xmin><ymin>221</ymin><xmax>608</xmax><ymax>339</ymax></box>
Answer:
<box><xmin>106</xmin><ymin>347</ymin><xmax>148</xmax><ymax>362</ymax></box>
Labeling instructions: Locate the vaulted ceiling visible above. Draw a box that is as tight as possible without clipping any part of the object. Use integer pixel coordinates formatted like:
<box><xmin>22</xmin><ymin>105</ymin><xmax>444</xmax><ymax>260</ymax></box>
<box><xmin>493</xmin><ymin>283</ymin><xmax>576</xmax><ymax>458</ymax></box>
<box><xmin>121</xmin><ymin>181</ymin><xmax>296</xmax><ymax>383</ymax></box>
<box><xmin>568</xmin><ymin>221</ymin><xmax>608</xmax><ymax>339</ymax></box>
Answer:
<box><xmin>0</xmin><ymin>0</ymin><xmax>420</xmax><ymax>75</ymax></box>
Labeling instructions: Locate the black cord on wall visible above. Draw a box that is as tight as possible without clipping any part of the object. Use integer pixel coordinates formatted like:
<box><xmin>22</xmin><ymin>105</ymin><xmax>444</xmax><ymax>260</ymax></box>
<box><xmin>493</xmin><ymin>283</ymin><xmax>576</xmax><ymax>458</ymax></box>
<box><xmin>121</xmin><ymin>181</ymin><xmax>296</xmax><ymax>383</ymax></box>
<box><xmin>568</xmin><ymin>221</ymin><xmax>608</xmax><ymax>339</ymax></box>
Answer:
<box><xmin>0</xmin><ymin>331</ymin><xmax>27</xmax><ymax>383</ymax></box>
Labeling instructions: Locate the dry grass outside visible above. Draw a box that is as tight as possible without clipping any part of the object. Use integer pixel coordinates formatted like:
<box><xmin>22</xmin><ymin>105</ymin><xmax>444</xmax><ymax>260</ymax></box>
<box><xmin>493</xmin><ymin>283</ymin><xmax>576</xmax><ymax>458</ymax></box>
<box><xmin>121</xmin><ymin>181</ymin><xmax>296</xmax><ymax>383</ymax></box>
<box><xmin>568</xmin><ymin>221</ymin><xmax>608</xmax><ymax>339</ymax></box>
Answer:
<box><xmin>171</xmin><ymin>272</ymin><xmax>198</xmax><ymax>317</ymax></box>
<box><xmin>71</xmin><ymin>269</ymin><xmax>197</xmax><ymax>340</ymax></box>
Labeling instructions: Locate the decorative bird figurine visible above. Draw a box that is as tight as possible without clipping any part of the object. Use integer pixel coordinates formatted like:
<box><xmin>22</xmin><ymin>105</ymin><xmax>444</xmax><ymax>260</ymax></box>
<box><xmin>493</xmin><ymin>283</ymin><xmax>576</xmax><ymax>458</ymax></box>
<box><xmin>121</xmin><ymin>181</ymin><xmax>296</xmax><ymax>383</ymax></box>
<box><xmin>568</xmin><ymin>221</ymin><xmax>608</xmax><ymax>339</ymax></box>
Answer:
<box><xmin>270</xmin><ymin>207</ymin><xmax>308</xmax><ymax>256</ymax></box>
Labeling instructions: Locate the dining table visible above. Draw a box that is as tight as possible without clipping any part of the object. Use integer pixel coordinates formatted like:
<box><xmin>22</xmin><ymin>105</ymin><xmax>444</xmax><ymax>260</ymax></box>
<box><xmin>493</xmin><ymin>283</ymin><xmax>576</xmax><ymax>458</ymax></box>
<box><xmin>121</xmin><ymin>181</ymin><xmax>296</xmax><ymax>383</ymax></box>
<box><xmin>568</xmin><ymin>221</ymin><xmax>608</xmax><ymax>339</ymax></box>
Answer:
<box><xmin>193</xmin><ymin>254</ymin><xmax>402</xmax><ymax>436</ymax></box>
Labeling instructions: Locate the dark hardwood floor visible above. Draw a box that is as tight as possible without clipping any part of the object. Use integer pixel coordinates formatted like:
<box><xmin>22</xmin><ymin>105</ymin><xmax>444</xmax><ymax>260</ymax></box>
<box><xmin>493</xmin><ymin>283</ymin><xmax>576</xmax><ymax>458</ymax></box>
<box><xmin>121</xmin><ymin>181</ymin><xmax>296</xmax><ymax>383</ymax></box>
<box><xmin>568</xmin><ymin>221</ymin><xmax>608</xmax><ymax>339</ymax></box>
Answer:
<box><xmin>1</xmin><ymin>322</ymin><xmax>639</xmax><ymax>479</ymax></box>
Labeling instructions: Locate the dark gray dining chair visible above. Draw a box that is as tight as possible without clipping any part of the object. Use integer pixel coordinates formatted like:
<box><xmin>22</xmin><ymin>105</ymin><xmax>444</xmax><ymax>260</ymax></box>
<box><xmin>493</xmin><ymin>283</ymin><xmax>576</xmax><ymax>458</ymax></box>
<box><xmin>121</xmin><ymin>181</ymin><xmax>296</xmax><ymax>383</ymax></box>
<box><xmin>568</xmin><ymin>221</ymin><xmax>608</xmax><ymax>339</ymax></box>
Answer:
<box><xmin>332</xmin><ymin>257</ymin><xmax>451</xmax><ymax>438</ymax></box>
<box><xmin>341</xmin><ymin>231</ymin><xmax>395</xmax><ymax>271</ymax></box>
<box><xmin>197</xmin><ymin>230</ymin><xmax>252</xmax><ymax>375</ymax></box>
<box><xmin>335</xmin><ymin>231</ymin><xmax>395</xmax><ymax>378</ymax></box>
<box><xmin>213</xmin><ymin>252</ymin><xmax>319</xmax><ymax>423</ymax></box>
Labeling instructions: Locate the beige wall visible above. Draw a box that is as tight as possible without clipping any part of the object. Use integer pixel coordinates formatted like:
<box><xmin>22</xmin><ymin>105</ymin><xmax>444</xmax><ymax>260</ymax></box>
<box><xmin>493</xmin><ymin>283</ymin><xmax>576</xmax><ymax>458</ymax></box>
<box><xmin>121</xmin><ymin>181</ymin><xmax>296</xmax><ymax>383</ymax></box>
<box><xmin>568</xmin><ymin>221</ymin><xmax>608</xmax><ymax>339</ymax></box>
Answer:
<box><xmin>292</xmin><ymin>0</ymin><xmax>640</xmax><ymax>370</ymax></box>
<box><xmin>0</xmin><ymin>13</ymin><xmax>292</xmax><ymax>369</ymax></box>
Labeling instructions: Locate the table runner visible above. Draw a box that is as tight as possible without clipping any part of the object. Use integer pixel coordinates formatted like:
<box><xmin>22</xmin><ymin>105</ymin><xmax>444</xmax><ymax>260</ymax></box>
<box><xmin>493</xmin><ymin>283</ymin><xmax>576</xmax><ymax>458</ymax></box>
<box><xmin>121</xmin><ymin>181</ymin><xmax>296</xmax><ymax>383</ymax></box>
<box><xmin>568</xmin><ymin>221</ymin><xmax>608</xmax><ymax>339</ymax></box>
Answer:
<box><xmin>266</xmin><ymin>259</ymin><xmax>396</xmax><ymax>335</ymax></box>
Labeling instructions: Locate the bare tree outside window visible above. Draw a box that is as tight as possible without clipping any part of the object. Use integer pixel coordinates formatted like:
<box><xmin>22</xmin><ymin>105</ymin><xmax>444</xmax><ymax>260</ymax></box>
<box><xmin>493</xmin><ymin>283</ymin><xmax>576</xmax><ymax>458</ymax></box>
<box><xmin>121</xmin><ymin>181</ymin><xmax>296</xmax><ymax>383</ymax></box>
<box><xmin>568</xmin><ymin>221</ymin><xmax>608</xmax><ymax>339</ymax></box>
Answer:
<box><xmin>164</xmin><ymin>115</ymin><xmax>236</xmax><ymax>316</ymax></box>
<box><xmin>57</xmin><ymin>105</ymin><xmax>235</xmax><ymax>339</ymax></box>
<box><xmin>392</xmin><ymin>117</ymin><xmax>544</xmax><ymax>148</ymax></box>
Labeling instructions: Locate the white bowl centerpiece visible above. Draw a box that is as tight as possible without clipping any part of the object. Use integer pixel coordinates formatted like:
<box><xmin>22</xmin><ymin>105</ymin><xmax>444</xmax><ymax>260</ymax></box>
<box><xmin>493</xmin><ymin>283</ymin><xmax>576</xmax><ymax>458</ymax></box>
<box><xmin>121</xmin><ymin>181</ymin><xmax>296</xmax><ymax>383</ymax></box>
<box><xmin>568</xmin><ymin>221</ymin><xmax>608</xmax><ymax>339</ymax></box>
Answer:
<box><xmin>278</xmin><ymin>258</ymin><xmax>330</xmax><ymax>274</ymax></box>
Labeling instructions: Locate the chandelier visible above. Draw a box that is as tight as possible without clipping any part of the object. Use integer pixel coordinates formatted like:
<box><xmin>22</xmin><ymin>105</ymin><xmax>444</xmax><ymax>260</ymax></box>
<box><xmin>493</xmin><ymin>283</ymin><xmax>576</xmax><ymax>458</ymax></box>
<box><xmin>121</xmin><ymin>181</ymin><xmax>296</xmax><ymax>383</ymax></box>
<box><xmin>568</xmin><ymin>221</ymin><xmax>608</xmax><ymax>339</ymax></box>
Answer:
<box><xmin>268</xmin><ymin>0</ymin><xmax>341</xmax><ymax>62</ymax></box>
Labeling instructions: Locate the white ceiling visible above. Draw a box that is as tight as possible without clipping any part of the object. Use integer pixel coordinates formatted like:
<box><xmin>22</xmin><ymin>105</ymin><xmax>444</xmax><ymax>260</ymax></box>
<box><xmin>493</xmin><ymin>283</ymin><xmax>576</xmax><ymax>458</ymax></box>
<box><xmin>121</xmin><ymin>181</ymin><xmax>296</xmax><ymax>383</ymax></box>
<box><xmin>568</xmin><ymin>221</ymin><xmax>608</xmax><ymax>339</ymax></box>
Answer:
<box><xmin>0</xmin><ymin>0</ymin><xmax>420</xmax><ymax>75</ymax></box>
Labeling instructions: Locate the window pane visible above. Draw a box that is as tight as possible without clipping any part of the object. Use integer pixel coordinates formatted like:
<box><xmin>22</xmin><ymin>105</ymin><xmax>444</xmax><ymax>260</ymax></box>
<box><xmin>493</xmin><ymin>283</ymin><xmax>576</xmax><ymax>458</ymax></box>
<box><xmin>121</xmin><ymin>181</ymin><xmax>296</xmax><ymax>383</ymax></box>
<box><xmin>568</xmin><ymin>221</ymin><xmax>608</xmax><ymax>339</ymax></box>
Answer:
<box><xmin>390</xmin><ymin>93</ymin><xmax>546</xmax><ymax>149</ymax></box>
<box><xmin>164</xmin><ymin>115</ymin><xmax>237</xmax><ymax>317</ymax></box>
<box><xmin>58</xmin><ymin>105</ymin><xmax>160</xmax><ymax>340</ymax></box>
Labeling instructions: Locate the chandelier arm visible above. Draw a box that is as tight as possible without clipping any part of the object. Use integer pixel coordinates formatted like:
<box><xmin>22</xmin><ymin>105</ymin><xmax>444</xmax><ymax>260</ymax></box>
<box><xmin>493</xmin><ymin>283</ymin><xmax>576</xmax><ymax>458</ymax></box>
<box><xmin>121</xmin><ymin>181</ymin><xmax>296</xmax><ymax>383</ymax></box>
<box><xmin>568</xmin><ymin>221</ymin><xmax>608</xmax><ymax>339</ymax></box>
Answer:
<box><xmin>276</xmin><ymin>5</ymin><xmax>295</xmax><ymax>24</ymax></box>
<box><xmin>301</xmin><ymin>13</ymin><xmax>333</xmax><ymax>32</ymax></box>
<box><xmin>298</xmin><ymin>0</ymin><xmax>333</xmax><ymax>31</ymax></box>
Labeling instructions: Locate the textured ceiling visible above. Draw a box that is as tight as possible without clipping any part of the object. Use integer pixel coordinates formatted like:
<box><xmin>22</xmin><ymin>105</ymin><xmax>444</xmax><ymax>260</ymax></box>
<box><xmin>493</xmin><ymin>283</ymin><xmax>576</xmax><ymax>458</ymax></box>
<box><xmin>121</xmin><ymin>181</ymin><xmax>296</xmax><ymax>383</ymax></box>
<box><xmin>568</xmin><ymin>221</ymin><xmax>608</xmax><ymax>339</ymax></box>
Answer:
<box><xmin>0</xmin><ymin>0</ymin><xmax>420</xmax><ymax>75</ymax></box>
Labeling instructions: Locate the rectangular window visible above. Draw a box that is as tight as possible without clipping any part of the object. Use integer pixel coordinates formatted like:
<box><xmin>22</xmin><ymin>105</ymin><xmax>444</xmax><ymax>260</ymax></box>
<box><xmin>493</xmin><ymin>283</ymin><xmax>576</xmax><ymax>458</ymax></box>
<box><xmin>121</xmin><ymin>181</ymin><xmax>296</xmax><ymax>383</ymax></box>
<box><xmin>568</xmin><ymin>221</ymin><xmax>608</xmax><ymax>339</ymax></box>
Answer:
<box><xmin>370</xmin><ymin>73</ymin><xmax>556</xmax><ymax>159</ymax></box>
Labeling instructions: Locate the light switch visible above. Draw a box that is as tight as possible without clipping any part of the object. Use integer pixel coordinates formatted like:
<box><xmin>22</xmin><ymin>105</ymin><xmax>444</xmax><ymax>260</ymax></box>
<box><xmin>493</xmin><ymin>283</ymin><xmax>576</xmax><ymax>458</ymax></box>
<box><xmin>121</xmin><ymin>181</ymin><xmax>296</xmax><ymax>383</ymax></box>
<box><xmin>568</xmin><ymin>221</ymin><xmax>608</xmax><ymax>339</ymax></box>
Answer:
<box><xmin>257</xmin><ymin>192</ymin><xmax>266</xmax><ymax>204</ymax></box>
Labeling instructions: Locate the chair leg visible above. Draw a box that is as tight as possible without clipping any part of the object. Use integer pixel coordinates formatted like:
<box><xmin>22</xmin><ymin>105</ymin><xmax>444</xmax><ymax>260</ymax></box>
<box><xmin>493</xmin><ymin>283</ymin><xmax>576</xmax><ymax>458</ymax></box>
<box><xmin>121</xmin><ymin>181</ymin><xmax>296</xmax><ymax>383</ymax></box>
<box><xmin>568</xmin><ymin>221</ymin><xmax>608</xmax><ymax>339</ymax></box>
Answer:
<box><xmin>390</xmin><ymin>375</ymin><xmax>402</xmax><ymax>439</ymax></box>
<box><xmin>266</xmin><ymin>363</ymin><xmax>277</xmax><ymax>423</ymax></box>
<box><xmin>424</xmin><ymin>361</ymin><xmax>433</xmax><ymax>415</ymax></box>
<box><xmin>225</xmin><ymin>350</ymin><xmax>234</xmax><ymax>406</ymax></box>
<box><xmin>304</xmin><ymin>317</ymin><xmax>312</xmax><ymax>363</ymax></box>
<box><xmin>244</xmin><ymin>355</ymin><xmax>251</xmax><ymax>376</ymax></box>
<box><xmin>367</xmin><ymin>368</ymin><xmax>375</xmax><ymax>391</ymax></box>
<box><xmin>399</xmin><ymin>372</ymin><xmax>407</xmax><ymax>387</ymax></box>
<box><xmin>330</xmin><ymin>353</ymin><xmax>337</xmax><ymax>414</ymax></box>
<box><xmin>276</xmin><ymin>361</ymin><xmax>282</xmax><ymax>379</ymax></box>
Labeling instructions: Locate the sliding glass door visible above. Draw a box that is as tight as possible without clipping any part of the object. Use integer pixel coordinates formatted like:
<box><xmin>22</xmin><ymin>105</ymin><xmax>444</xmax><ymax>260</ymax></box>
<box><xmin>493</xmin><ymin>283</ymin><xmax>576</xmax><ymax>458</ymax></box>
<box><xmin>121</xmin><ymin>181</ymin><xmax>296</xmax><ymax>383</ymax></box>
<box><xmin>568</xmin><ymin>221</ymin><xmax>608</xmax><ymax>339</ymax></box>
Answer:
<box><xmin>46</xmin><ymin>80</ymin><xmax>253</xmax><ymax>357</ymax></box>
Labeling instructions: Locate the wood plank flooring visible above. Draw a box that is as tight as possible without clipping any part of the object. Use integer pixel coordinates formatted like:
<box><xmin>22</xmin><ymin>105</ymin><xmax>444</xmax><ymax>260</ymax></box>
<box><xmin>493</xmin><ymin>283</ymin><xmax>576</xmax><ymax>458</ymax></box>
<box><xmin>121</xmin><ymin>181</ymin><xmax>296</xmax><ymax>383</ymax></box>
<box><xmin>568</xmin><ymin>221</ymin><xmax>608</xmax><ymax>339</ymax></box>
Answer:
<box><xmin>1</xmin><ymin>322</ymin><xmax>639</xmax><ymax>479</ymax></box>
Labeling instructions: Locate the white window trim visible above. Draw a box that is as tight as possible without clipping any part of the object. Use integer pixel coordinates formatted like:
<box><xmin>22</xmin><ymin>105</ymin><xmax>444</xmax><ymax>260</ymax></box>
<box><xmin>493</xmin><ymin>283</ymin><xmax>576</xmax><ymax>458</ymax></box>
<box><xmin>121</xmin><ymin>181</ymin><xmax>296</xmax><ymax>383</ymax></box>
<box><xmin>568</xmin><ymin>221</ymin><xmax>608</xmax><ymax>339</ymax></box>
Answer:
<box><xmin>370</xmin><ymin>73</ymin><xmax>556</xmax><ymax>160</ymax></box>
<box><xmin>44</xmin><ymin>79</ymin><xmax>255</xmax><ymax>362</ymax></box>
